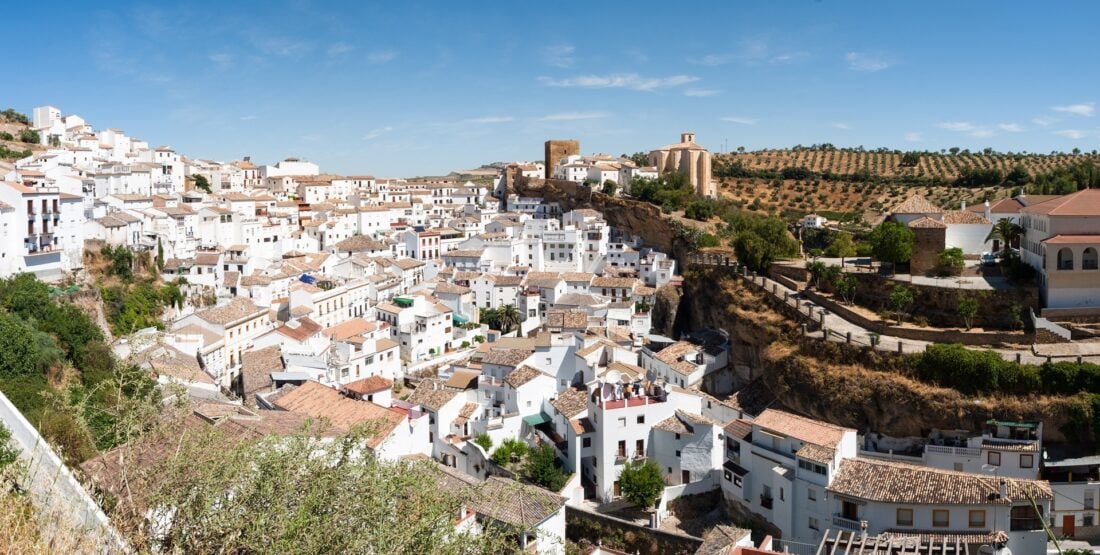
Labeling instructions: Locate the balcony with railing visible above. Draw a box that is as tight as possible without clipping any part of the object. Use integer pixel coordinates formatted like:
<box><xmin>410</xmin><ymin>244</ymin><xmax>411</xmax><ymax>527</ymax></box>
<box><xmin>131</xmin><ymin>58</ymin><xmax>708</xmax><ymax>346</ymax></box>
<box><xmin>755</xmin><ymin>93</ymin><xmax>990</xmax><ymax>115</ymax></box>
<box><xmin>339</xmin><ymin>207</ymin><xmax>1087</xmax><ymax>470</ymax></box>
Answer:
<box><xmin>832</xmin><ymin>514</ymin><xmax>863</xmax><ymax>532</ymax></box>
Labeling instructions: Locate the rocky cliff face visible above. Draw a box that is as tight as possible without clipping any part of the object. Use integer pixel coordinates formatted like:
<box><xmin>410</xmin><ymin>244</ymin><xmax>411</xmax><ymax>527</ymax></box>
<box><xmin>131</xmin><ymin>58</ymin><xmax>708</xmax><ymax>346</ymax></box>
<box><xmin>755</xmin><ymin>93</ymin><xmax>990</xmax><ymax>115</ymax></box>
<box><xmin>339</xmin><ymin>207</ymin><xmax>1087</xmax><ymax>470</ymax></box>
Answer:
<box><xmin>680</xmin><ymin>268</ymin><xmax>1093</xmax><ymax>445</ymax></box>
<box><xmin>513</xmin><ymin>177</ymin><xmax>696</xmax><ymax>268</ymax></box>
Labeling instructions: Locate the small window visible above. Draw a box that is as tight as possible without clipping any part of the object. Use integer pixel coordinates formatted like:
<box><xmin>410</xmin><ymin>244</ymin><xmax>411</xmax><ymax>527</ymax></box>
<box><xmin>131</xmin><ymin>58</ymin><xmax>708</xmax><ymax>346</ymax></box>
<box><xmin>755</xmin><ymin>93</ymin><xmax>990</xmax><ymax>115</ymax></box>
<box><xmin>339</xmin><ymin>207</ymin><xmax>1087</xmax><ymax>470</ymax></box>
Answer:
<box><xmin>636</xmin><ymin>415</ymin><xmax>645</xmax><ymax>424</ymax></box>
<box><xmin>933</xmin><ymin>510</ymin><xmax>950</xmax><ymax>528</ymax></box>
<box><xmin>582</xmin><ymin>437</ymin><xmax>591</xmax><ymax>448</ymax></box>
<box><xmin>675</xmin><ymin>450</ymin><xmax>681</xmax><ymax>457</ymax></box>
<box><xmin>808</xmin><ymin>516</ymin><xmax>819</xmax><ymax>531</ymax></box>
<box><xmin>969</xmin><ymin>510</ymin><xmax>986</xmax><ymax>528</ymax></box>
<box><xmin>988</xmin><ymin>451</ymin><xmax>1001</xmax><ymax>466</ymax></box>
<box><xmin>896</xmin><ymin>508</ymin><xmax>913</xmax><ymax>527</ymax></box>
<box><xmin>617</xmin><ymin>418</ymin><xmax>626</xmax><ymax>428</ymax></box>
<box><xmin>1020</xmin><ymin>454</ymin><xmax>1034</xmax><ymax>468</ymax></box>
<box><xmin>807</xmin><ymin>487</ymin><xmax>816</xmax><ymax>501</ymax></box>
<box><xmin>733</xmin><ymin>475</ymin><xmax>742</xmax><ymax>487</ymax></box>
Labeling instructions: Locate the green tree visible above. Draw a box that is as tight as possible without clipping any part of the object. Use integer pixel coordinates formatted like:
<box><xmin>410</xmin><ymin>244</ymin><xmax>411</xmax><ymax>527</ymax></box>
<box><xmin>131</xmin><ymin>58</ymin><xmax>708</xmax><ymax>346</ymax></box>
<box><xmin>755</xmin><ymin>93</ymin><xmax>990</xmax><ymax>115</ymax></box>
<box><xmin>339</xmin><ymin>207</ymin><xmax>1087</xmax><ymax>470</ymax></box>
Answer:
<box><xmin>0</xmin><ymin>423</ymin><xmax>17</xmax><ymax>470</ymax></box>
<box><xmin>523</xmin><ymin>444</ymin><xmax>568</xmax><ymax>492</ymax></box>
<box><xmin>156</xmin><ymin>238</ymin><xmax>165</xmax><ymax>270</ymax></box>
<box><xmin>473</xmin><ymin>433</ymin><xmax>492</xmax><ymax>452</ymax></box>
<box><xmin>824</xmin><ymin>231</ymin><xmax>857</xmax><ymax>261</ymax></box>
<box><xmin>937</xmin><ymin>247</ymin><xmax>965</xmax><ymax>276</ymax></box>
<box><xmin>0</xmin><ymin>131</ymin><xmax>12</xmax><ymax>141</ymax></box>
<box><xmin>985</xmin><ymin>219</ymin><xmax>1024</xmax><ymax>255</ymax></box>
<box><xmin>806</xmin><ymin>260</ymin><xmax>827</xmax><ymax>289</ymax></box>
<box><xmin>834</xmin><ymin>275</ymin><xmax>858</xmax><ymax>305</ymax></box>
<box><xmin>490</xmin><ymin>438</ymin><xmax>528</xmax><ymax>467</ymax></box>
<box><xmin>889</xmin><ymin>284</ymin><xmax>915</xmax><ymax>324</ymax></box>
<box><xmin>957</xmin><ymin>296</ymin><xmax>980</xmax><ymax>330</ymax></box>
<box><xmin>601</xmin><ymin>180</ymin><xmax>617</xmax><ymax>196</ymax></box>
<box><xmin>497</xmin><ymin>304</ymin><xmax>521</xmax><ymax>334</ymax></box>
<box><xmin>899</xmin><ymin>152</ymin><xmax>920</xmax><ymax>167</ymax></box>
<box><xmin>628</xmin><ymin>152</ymin><xmax>649</xmax><ymax>166</ymax></box>
<box><xmin>0</xmin><ymin>313</ymin><xmax>40</xmax><ymax>377</ymax></box>
<box><xmin>869</xmin><ymin>221</ymin><xmax>914</xmax><ymax>274</ymax></box>
<box><xmin>193</xmin><ymin>174</ymin><xmax>212</xmax><ymax>194</ymax></box>
<box><xmin>19</xmin><ymin>129</ymin><xmax>39</xmax><ymax>144</ymax></box>
<box><xmin>617</xmin><ymin>459</ymin><xmax>664</xmax><ymax>509</ymax></box>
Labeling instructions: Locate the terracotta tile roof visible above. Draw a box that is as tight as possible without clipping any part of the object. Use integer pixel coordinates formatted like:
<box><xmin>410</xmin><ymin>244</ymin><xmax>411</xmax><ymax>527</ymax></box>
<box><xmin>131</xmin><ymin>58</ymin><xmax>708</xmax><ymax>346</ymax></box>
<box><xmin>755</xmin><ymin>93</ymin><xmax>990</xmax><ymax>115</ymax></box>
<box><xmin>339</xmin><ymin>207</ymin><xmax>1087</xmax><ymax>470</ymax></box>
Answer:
<box><xmin>445</xmin><ymin>369</ymin><xmax>481</xmax><ymax>390</ymax></box>
<box><xmin>472</xmin><ymin>477</ymin><xmax>566</xmax><ymax>529</ymax></box>
<box><xmin>482</xmin><ymin>349</ymin><xmax>531</xmax><ymax>368</ymax></box>
<box><xmin>504</xmin><ymin>365</ymin><xmax>546</xmax><ymax>388</ymax></box>
<box><xmin>828</xmin><ymin>458</ymin><xmax>1052</xmax><ymax>505</ymax></box>
<box><xmin>240</xmin><ymin>345</ymin><xmax>283</xmax><ymax>399</ymax></box>
<box><xmin>570</xmin><ymin>417</ymin><xmax>595</xmax><ymax>435</ymax></box>
<box><xmin>324</xmin><ymin>318</ymin><xmax>378</xmax><ymax>341</ymax></box>
<box><xmin>271</xmin><ymin>381</ymin><xmax>404</xmax><ymax>449</ymax></box>
<box><xmin>433</xmin><ymin>281</ymin><xmax>471</xmax><ymax>295</ymax></box>
<box><xmin>723</xmin><ymin>419</ymin><xmax>752</xmax><ymax>440</ymax></box>
<box><xmin>334</xmin><ymin>235</ymin><xmax>387</xmax><ymax>252</ymax></box>
<box><xmin>907</xmin><ymin>216</ymin><xmax>948</xmax><ymax>229</ymax></box>
<box><xmin>547</xmin><ymin>310</ymin><xmax>589</xmax><ymax>330</ymax></box>
<box><xmin>752</xmin><ymin>409</ymin><xmax>851</xmax><ymax>448</ymax></box>
<box><xmin>195</xmin><ymin>297</ymin><xmax>264</xmax><ymax>326</ymax></box>
<box><xmin>343</xmin><ymin>375</ymin><xmax>393</xmax><ymax>396</ymax></box>
<box><xmin>942</xmin><ymin>210</ymin><xmax>990</xmax><ymax>224</ymax></box>
<box><xmin>454</xmin><ymin>402</ymin><xmax>479</xmax><ymax>425</ymax></box>
<box><xmin>892</xmin><ymin>195</ymin><xmax>943</xmax><ymax>214</ymax></box>
<box><xmin>795</xmin><ymin>443</ymin><xmax>835</xmax><ymax>464</ymax></box>
<box><xmin>444</xmin><ymin>249</ymin><xmax>485</xmax><ymax>258</ymax></box>
<box><xmin>592</xmin><ymin>276</ymin><xmax>637</xmax><ymax>289</ymax></box>
<box><xmin>550</xmin><ymin>387</ymin><xmax>588</xmax><ymax>419</ymax></box>
<box><xmin>407</xmin><ymin>379</ymin><xmax>459</xmax><ymax>411</ymax></box>
<box><xmin>1042</xmin><ymin>234</ymin><xmax>1100</xmax><ymax>245</ymax></box>
<box><xmin>1021</xmin><ymin>188</ymin><xmax>1100</xmax><ymax>216</ymax></box>
<box><xmin>275</xmin><ymin>317</ymin><xmax>322</xmax><ymax>342</ymax></box>
<box><xmin>137</xmin><ymin>344</ymin><xmax>213</xmax><ymax>385</ymax></box>
<box><xmin>485</xmin><ymin>274</ymin><xmax>523</xmax><ymax>286</ymax></box>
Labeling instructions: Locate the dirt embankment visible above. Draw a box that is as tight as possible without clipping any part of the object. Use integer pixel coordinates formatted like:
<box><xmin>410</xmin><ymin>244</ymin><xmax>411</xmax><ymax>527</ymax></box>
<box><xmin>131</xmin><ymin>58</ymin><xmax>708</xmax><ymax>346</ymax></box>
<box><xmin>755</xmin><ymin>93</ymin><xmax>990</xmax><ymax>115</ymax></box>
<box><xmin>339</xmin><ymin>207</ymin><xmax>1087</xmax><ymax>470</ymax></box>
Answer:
<box><xmin>678</xmin><ymin>267</ymin><xmax>1095</xmax><ymax>445</ymax></box>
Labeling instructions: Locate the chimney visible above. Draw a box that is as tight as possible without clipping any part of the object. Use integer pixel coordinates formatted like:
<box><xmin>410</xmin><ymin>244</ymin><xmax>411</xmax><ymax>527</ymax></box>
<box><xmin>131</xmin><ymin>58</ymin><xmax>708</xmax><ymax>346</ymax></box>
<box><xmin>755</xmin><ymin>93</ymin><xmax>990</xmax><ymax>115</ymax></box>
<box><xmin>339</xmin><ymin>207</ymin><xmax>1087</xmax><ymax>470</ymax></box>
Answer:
<box><xmin>998</xmin><ymin>479</ymin><xmax>1008</xmax><ymax>499</ymax></box>
<box><xmin>984</xmin><ymin>200</ymin><xmax>992</xmax><ymax>221</ymax></box>
<box><xmin>960</xmin><ymin>200</ymin><xmax>967</xmax><ymax>210</ymax></box>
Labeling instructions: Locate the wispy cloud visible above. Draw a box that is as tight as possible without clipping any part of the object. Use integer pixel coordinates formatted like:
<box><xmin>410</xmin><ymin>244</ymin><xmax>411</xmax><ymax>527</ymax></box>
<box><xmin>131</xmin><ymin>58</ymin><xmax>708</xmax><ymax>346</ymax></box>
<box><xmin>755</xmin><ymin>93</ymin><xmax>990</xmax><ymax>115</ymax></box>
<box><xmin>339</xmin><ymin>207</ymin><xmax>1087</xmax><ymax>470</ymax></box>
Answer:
<box><xmin>997</xmin><ymin>123</ymin><xmax>1023</xmax><ymax>132</ymax></box>
<box><xmin>251</xmin><ymin>36</ymin><xmax>313</xmax><ymax>59</ymax></box>
<box><xmin>539</xmin><ymin>73</ymin><xmax>699</xmax><ymax>92</ymax></box>
<box><xmin>970</xmin><ymin>129</ymin><xmax>995</xmax><ymax>138</ymax></box>
<box><xmin>1052</xmin><ymin>102</ymin><xmax>1095</xmax><ymax>117</ymax></box>
<box><xmin>462</xmin><ymin>116</ymin><xmax>515</xmax><ymax>124</ymax></box>
<box><xmin>904</xmin><ymin>132</ymin><xmax>923</xmax><ymax>142</ymax></box>
<box><xmin>684</xmin><ymin>89</ymin><xmax>720</xmax><ymax>97</ymax></box>
<box><xmin>541</xmin><ymin>44</ymin><xmax>575</xmax><ymax>68</ymax></box>
<box><xmin>239</xmin><ymin>115</ymin><xmax>258</xmax><ymax>121</ymax></box>
<box><xmin>1032</xmin><ymin>116</ymin><xmax>1058</xmax><ymax>127</ymax></box>
<box><xmin>362</xmin><ymin>126</ymin><xmax>393</xmax><ymax>140</ymax></box>
<box><xmin>1056</xmin><ymin>129</ymin><xmax>1088</xmax><ymax>139</ymax></box>
<box><xmin>832</xmin><ymin>122</ymin><xmax>851</xmax><ymax>130</ymax></box>
<box><xmin>689</xmin><ymin>37</ymin><xmax>806</xmax><ymax>66</ymax></box>
<box><xmin>938</xmin><ymin>121</ymin><xmax>976</xmax><ymax>132</ymax></box>
<box><xmin>539</xmin><ymin>112</ymin><xmax>608</xmax><ymax>121</ymax></box>
<box><xmin>208</xmin><ymin>52</ymin><xmax>233</xmax><ymax>69</ymax></box>
<box><xmin>367</xmin><ymin>49</ymin><xmax>398</xmax><ymax>64</ymax></box>
<box><xmin>845</xmin><ymin>51</ymin><xmax>892</xmax><ymax>72</ymax></box>
<box><xmin>721</xmin><ymin>117</ymin><xmax>758</xmax><ymax>125</ymax></box>
<box><xmin>327</xmin><ymin>42</ymin><xmax>354</xmax><ymax>57</ymax></box>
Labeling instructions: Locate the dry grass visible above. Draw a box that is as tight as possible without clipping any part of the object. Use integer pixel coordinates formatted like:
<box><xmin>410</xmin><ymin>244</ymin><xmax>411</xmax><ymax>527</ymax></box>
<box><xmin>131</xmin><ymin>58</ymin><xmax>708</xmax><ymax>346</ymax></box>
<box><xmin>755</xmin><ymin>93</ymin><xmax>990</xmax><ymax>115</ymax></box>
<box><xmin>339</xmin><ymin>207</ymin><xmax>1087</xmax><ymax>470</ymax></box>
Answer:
<box><xmin>0</xmin><ymin>488</ymin><xmax>100</xmax><ymax>554</ymax></box>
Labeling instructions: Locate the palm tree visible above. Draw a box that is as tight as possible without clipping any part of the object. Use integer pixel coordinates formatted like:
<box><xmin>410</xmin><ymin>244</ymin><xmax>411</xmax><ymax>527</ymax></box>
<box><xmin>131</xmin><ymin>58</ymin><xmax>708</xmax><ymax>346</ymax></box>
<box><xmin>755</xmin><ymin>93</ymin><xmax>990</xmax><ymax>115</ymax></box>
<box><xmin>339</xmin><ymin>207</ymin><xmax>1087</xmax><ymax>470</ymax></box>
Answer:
<box><xmin>985</xmin><ymin>219</ymin><xmax>1024</xmax><ymax>255</ymax></box>
<box><xmin>497</xmin><ymin>304</ymin><xmax>521</xmax><ymax>334</ymax></box>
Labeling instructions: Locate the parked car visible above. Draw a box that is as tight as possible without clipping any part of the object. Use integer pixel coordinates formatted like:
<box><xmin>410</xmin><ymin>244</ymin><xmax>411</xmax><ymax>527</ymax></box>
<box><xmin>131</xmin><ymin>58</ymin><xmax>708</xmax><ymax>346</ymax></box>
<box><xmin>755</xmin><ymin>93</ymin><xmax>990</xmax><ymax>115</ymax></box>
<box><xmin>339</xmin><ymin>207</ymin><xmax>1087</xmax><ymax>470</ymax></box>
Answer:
<box><xmin>980</xmin><ymin>252</ymin><xmax>996</xmax><ymax>266</ymax></box>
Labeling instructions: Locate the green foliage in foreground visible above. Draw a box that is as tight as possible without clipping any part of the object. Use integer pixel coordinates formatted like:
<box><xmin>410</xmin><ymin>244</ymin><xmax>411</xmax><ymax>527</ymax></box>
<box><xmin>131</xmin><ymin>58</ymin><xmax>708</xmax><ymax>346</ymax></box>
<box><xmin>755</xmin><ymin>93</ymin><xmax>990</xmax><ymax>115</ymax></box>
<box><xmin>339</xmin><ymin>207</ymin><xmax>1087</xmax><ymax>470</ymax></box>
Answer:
<box><xmin>915</xmin><ymin>344</ymin><xmax>1100</xmax><ymax>397</ymax></box>
<box><xmin>523</xmin><ymin>444</ymin><xmax>569</xmax><ymax>492</ymax></box>
<box><xmin>134</xmin><ymin>426</ymin><xmax>517</xmax><ymax>553</ymax></box>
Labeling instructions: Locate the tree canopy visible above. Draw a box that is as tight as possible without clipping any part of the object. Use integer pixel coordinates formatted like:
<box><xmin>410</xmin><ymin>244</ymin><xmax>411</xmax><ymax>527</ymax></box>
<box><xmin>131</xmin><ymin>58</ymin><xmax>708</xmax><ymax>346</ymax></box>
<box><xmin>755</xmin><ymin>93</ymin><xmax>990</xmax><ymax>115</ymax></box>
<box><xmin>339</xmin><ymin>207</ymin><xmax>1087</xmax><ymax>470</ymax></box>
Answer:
<box><xmin>617</xmin><ymin>459</ymin><xmax>664</xmax><ymax>509</ymax></box>
<box><xmin>869</xmin><ymin>221</ymin><xmax>914</xmax><ymax>270</ymax></box>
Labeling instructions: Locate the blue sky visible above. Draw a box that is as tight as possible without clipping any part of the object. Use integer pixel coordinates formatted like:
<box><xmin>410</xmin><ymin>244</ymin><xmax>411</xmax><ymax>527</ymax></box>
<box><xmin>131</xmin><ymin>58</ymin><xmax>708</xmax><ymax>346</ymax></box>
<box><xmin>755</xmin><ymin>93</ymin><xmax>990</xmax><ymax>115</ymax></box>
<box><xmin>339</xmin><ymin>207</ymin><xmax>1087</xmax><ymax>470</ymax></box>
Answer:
<box><xmin>9</xmin><ymin>1</ymin><xmax>1100</xmax><ymax>176</ymax></box>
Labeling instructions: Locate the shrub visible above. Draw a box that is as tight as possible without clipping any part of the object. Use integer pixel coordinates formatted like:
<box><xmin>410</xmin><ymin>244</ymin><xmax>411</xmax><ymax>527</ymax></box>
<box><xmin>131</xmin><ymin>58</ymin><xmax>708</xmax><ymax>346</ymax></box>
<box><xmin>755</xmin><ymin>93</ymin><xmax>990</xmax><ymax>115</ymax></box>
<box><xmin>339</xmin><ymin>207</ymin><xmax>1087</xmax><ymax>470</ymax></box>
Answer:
<box><xmin>523</xmin><ymin>444</ymin><xmax>568</xmax><ymax>492</ymax></box>
<box><xmin>19</xmin><ymin>129</ymin><xmax>39</xmax><ymax>144</ymax></box>
<box><xmin>0</xmin><ymin>131</ymin><xmax>12</xmax><ymax>141</ymax></box>
<box><xmin>490</xmin><ymin>438</ymin><xmax>528</xmax><ymax>466</ymax></box>
<box><xmin>473</xmin><ymin>433</ymin><xmax>492</xmax><ymax>452</ymax></box>
<box><xmin>936</xmin><ymin>248</ymin><xmax>965</xmax><ymax>276</ymax></box>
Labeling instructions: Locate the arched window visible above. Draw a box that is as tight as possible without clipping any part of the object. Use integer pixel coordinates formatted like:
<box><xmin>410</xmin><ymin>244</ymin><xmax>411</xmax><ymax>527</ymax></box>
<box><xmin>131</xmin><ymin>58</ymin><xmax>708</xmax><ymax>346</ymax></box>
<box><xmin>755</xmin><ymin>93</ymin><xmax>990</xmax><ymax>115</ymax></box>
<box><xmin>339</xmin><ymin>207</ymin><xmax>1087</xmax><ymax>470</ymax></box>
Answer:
<box><xmin>1084</xmin><ymin>247</ymin><xmax>1099</xmax><ymax>270</ymax></box>
<box><xmin>1057</xmin><ymin>248</ymin><xmax>1075</xmax><ymax>271</ymax></box>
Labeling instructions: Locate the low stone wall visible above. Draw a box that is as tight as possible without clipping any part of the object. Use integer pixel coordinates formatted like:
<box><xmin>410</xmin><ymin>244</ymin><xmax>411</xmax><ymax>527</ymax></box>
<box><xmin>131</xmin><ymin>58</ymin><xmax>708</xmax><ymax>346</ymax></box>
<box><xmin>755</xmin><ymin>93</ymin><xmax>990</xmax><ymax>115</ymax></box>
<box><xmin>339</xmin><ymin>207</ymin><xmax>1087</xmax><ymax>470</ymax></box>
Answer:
<box><xmin>803</xmin><ymin>289</ymin><xmax>1033</xmax><ymax>346</ymax></box>
<box><xmin>0</xmin><ymin>391</ymin><xmax>128</xmax><ymax>551</ymax></box>
<box><xmin>769</xmin><ymin>263</ymin><xmax>808</xmax><ymax>285</ymax></box>
<box><xmin>831</xmin><ymin>272</ymin><xmax>1039</xmax><ymax>330</ymax></box>
<box><xmin>1041</xmin><ymin>306</ymin><xmax>1100</xmax><ymax>322</ymax></box>
<box><xmin>565</xmin><ymin>505</ymin><xmax>701</xmax><ymax>555</ymax></box>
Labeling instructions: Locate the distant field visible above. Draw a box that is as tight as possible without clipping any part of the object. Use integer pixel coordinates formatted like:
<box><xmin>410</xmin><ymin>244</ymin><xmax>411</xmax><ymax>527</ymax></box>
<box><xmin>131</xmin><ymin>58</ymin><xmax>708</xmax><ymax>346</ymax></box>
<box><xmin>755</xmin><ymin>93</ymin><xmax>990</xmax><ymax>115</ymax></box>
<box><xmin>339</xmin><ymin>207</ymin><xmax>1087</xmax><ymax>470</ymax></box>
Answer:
<box><xmin>713</xmin><ymin>149</ymin><xmax>1099</xmax><ymax>224</ymax></box>
<box><xmin>719</xmin><ymin>148</ymin><xmax>1099</xmax><ymax>181</ymax></box>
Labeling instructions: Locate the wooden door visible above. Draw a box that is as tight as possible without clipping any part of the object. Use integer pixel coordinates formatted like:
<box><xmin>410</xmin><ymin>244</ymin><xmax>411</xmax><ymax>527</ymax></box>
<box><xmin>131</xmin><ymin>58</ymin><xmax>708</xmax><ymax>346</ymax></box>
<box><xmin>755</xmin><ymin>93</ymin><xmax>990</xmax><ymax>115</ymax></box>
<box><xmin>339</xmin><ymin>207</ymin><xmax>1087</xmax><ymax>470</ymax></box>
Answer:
<box><xmin>1063</xmin><ymin>515</ymin><xmax>1075</xmax><ymax>537</ymax></box>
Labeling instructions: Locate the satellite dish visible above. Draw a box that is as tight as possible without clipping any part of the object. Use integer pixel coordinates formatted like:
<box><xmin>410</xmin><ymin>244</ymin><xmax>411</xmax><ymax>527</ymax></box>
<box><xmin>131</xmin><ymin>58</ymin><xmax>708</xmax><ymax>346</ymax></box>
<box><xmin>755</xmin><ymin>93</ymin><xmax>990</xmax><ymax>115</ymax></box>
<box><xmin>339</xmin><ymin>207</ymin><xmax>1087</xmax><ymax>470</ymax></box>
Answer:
<box><xmin>981</xmin><ymin>464</ymin><xmax>997</xmax><ymax>473</ymax></box>
<box><xmin>605</xmin><ymin>370</ymin><xmax>621</xmax><ymax>385</ymax></box>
